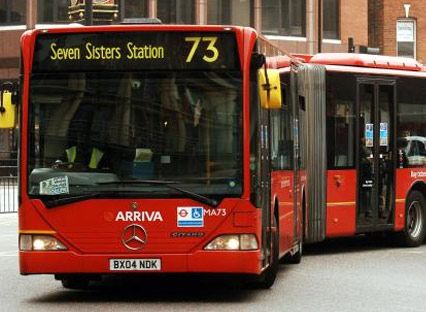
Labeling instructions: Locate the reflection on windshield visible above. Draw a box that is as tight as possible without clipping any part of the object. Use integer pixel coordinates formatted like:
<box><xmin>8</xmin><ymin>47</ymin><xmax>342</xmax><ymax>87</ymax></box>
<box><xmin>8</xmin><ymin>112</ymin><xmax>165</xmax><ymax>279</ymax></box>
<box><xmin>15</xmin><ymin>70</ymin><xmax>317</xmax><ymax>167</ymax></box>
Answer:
<box><xmin>29</xmin><ymin>71</ymin><xmax>242</xmax><ymax>196</ymax></box>
<box><xmin>398</xmin><ymin>136</ymin><xmax>426</xmax><ymax>167</ymax></box>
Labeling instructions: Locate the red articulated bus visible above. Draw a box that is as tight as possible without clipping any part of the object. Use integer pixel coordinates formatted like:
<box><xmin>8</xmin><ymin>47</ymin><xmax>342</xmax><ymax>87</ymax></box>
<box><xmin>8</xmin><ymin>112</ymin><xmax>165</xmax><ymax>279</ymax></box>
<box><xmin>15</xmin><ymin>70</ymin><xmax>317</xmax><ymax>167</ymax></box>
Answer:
<box><xmin>290</xmin><ymin>53</ymin><xmax>426</xmax><ymax>246</ymax></box>
<box><xmin>9</xmin><ymin>24</ymin><xmax>303</xmax><ymax>289</ymax></box>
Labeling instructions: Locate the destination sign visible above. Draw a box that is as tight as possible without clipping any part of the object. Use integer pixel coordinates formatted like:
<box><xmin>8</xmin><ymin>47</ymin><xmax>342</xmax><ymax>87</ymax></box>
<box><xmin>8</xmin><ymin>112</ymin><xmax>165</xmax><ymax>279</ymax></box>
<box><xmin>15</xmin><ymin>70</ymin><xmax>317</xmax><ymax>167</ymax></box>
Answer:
<box><xmin>32</xmin><ymin>32</ymin><xmax>240</xmax><ymax>72</ymax></box>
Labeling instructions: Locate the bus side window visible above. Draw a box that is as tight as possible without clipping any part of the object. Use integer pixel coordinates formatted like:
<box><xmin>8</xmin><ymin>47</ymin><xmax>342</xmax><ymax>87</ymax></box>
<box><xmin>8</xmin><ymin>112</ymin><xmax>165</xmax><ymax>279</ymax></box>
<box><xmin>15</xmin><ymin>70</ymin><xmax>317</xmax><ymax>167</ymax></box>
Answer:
<box><xmin>325</xmin><ymin>73</ymin><xmax>356</xmax><ymax>169</ymax></box>
<box><xmin>397</xmin><ymin>76</ymin><xmax>426</xmax><ymax>168</ymax></box>
<box><xmin>271</xmin><ymin>80</ymin><xmax>293</xmax><ymax>171</ymax></box>
<box><xmin>419</xmin><ymin>142</ymin><xmax>426</xmax><ymax>157</ymax></box>
<box><xmin>270</xmin><ymin>109</ymin><xmax>281</xmax><ymax>170</ymax></box>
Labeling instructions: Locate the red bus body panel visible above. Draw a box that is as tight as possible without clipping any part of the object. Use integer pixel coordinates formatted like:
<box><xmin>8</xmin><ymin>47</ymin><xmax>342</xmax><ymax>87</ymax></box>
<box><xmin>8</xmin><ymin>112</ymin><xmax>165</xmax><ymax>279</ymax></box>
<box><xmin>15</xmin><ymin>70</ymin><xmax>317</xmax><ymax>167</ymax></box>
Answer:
<box><xmin>19</xmin><ymin>198</ymin><xmax>262</xmax><ymax>274</ymax></box>
<box><xmin>19</xmin><ymin>25</ymin><xmax>299</xmax><ymax>276</ymax></box>
<box><xmin>271</xmin><ymin>170</ymin><xmax>296</xmax><ymax>256</ymax></box>
<box><xmin>318</xmin><ymin>58</ymin><xmax>426</xmax><ymax>238</ymax></box>
<box><xmin>326</xmin><ymin>170</ymin><xmax>357</xmax><ymax>237</ymax></box>
<box><xmin>395</xmin><ymin>168</ymin><xmax>426</xmax><ymax>231</ymax></box>
<box><xmin>310</xmin><ymin>53</ymin><xmax>422</xmax><ymax>72</ymax></box>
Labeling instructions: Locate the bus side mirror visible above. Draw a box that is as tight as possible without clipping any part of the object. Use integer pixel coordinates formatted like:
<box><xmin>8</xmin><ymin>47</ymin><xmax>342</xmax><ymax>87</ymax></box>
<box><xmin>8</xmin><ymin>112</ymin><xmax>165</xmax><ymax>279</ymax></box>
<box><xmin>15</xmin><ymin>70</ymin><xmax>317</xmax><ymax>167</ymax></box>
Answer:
<box><xmin>258</xmin><ymin>68</ymin><xmax>282</xmax><ymax>109</ymax></box>
<box><xmin>0</xmin><ymin>82</ymin><xmax>17</xmax><ymax>129</ymax></box>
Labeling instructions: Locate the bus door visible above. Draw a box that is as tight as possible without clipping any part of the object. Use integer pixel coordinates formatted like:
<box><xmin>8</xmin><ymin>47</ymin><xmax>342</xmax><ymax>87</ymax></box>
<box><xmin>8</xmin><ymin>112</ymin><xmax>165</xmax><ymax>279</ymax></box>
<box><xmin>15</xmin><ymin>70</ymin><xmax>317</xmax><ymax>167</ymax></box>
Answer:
<box><xmin>260</xmin><ymin>105</ymin><xmax>273</xmax><ymax>267</ymax></box>
<box><xmin>357</xmin><ymin>80</ymin><xmax>396</xmax><ymax>230</ymax></box>
<box><xmin>251</xmin><ymin>63</ymin><xmax>273</xmax><ymax>269</ymax></box>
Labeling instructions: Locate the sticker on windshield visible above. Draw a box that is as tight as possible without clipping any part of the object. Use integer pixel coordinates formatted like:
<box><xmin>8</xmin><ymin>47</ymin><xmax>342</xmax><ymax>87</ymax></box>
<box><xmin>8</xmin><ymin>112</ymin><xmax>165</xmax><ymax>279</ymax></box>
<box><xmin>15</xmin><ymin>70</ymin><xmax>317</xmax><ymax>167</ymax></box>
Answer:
<box><xmin>177</xmin><ymin>207</ymin><xmax>204</xmax><ymax>227</ymax></box>
<box><xmin>380</xmin><ymin>122</ymin><xmax>388</xmax><ymax>146</ymax></box>
<box><xmin>39</xmin><ymin>176</ymin><xmax>69</xmax><ymax>195</ymax></box>
<box><xmin>365</xmin><ymin>123</ymin><xmax>374</xmax><ymax>147</ymax></box>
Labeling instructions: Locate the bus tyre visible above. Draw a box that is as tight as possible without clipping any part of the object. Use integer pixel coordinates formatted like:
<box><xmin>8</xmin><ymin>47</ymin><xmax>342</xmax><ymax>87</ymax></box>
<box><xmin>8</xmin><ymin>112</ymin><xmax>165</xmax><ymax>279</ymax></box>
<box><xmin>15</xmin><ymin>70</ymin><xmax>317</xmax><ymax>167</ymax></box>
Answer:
<box><xmin>255</xmin><ymin>218</ymin><xmax>279</xmax><ymax>289</ymax></box>
<box><xmin>398</xmin><ymin>190</ymin><xmax>426</xmax><ymax>247</ymax></box>
<box><xmin>284</xmin><ymin>240</ymin><xmax>302</xmax><ymax>264</ymax></box>
<box><xmin>61</xmin><ymin>278</ymin><xmax>90</xmax><ymax>290</ymax></box>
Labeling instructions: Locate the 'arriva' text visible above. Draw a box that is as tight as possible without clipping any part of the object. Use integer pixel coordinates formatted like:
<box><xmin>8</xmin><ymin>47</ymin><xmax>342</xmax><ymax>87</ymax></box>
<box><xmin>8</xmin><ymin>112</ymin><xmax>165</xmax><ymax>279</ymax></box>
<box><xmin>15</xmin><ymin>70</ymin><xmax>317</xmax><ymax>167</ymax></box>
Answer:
<box><xmin>115</xmin><ymin>211</ymin><xmax>164</xmax><ymax>222</ymax></box>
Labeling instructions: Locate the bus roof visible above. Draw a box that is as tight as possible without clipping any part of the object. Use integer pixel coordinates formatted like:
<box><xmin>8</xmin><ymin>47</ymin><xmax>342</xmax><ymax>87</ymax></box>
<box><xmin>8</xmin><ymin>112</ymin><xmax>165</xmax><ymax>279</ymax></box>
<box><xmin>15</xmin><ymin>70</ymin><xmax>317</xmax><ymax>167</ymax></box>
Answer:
<box><xmin>266</xmin><ymin>55</ymin><xmax>292</xmax><ymax>68</ymax></box>
<box><xmin>24</xmin><ymin>24</ymin><xmax>249</xmax><ymax>36</ymax></box>
<box><xmin>310</xmin><ymin>53</ymin><xmax>423</xmax><ymax>72</ymax></box>
<box><xmin>266</xmin><ymin>55</ymin><xmax>310</xmax><ymax>69</ymax></box>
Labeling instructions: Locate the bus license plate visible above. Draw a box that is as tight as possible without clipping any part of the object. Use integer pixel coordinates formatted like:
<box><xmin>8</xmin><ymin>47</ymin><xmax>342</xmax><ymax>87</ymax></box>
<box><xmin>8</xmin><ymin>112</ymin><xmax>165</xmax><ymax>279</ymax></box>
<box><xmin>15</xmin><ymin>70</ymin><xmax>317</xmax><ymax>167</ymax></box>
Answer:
<box><xmin>109</xmin><ymin>259</ymin><xmax>161</xmax><ymax>271</ymax></box>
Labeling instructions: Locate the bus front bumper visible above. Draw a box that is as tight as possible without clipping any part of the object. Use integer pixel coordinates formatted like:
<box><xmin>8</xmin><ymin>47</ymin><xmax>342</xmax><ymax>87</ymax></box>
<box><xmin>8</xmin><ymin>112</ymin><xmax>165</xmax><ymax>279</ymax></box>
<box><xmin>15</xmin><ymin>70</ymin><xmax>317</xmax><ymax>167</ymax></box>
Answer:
<box><xmin>19</xmin><ymin>250</ymin><xmax>263</xmax><ymax>275</ymax></box>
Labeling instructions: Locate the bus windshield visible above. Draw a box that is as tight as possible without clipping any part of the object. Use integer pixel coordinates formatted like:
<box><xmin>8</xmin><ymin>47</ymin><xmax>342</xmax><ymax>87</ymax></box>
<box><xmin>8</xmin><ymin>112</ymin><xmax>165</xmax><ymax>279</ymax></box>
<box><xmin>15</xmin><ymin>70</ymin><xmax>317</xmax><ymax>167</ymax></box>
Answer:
<box><xmin>28</xmin><ymin>70</ymin><xmax>242</xmax><ymax>198</ymax></box>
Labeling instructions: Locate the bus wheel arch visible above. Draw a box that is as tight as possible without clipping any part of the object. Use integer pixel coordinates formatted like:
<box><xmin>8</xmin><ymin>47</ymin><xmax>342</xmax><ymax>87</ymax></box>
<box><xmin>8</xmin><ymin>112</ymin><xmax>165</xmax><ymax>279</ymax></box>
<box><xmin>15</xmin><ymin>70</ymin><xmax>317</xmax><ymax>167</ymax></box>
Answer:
<box><xmin>273</xmin><ymin>199</ymin><xmax>281</xmax><ymax>258</ymax></box>
<box><xmin>409</xmin><ymin>181</ymin><xmax>426</xmax><ymax>201</ymax></box>
<box><xmin>254</xmin><ymin>199</ymin><xmax>279</xmax><ymax>289</ymax></box>
<box><xmin>274</xmin><ymin>198</ymin><xmax>279</xmax><ymax>236</ymax></box>
<box><xmin>301</xmin><ymin>186</ymin><xmax>307</xmax><ymax>240</ymax></box>
<box><xmin>281</xmin><ymin>191</ymin><xmax>303</xmax><ymax>264</ymax></box>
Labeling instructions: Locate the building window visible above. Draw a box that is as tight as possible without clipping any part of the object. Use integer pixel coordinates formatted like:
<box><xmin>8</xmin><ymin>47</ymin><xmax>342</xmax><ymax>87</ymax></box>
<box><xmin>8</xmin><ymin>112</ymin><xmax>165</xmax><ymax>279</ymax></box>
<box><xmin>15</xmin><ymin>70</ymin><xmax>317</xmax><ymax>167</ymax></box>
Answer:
<box><xmin>207</xmin><ymin>0</ymin><xmax>252</xmax><ymax>26</ymax></box>
<box><xmin>262</xmin><ymin>0</ymin><xmax>306</xmax><ymax>37</ymax></box>
<box><xmin>157</xmin><ymin>0</ymin><xmax>195</xmax><ymax>24</ymax></box>
<box><xmin>323</xmin><ymin>0</ymin><xmax>339</xmax><ymax>40</ymax></box>
<box><xmin>0</xmin><ymin>0</ymin><xmax>26</xmax><ymax>25</ymax></box>
<box><xmin>38</xmin><ymin>0</ymin><xmax>68</xmax><ymax>24</ymax></box>
<box><xmin>122</xmin><ymin>0</ymin><xmax>147</xmax><ymax>19</ymax></box>
<box><xmin>397</xmin><ymin>19</ymin><xmax>416</xmax><ymax>59</ymax></box>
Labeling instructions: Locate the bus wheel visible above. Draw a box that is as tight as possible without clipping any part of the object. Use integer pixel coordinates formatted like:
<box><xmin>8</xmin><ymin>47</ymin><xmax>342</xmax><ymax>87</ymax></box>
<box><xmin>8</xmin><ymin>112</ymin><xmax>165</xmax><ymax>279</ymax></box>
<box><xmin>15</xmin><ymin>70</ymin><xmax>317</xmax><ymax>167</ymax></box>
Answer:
<box><xmin>397</xmin><ymin>190</ymin><xmax>426</xmax><ymax>247</ymax></box>
<box><xmin>255</xmin><ymin>216</ymin><xmax>279</xmax><ymax>289</ymax></box>
<box><xmin>61</xmin><ymin>277</ymin><xmax>90</xmax><ymax>290</ymax></box>
<box><xmin>283</xmin><ymin>240</ymin><xmax>302</xmax><ymax>264</ymax></box>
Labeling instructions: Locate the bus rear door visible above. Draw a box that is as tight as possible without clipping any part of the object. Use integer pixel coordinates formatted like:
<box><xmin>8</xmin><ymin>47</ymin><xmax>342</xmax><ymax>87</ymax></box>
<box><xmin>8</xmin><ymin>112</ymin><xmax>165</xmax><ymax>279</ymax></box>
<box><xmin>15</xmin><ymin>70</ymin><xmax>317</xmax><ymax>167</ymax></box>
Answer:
<box><xmin>357</xmin><ymin>79</ymin><xmax>396</xmax><ymax>231</ymax></box>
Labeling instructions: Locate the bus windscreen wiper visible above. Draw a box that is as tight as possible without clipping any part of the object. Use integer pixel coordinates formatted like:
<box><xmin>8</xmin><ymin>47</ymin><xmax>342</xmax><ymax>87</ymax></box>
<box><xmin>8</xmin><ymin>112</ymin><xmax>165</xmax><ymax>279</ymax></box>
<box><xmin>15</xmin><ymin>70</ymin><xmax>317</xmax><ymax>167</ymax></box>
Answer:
<box><xmin>97</xmin><ymin>180</ymin><xmax>219</xmax><ymax>207</ymax></box>
<box><xmin>40</xmin><ymin>193</ymin><xmax>103</xmax><ymax>208</ymax></box>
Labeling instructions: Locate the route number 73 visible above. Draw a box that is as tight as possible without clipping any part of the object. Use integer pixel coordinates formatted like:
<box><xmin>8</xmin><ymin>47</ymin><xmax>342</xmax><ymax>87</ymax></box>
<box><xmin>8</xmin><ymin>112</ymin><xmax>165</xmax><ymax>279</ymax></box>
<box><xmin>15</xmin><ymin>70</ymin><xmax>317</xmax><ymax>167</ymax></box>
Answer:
<box><xmin>185</xmin><ymin>37</ymin><xmax>219</xmax><ymax>63</ymax></box>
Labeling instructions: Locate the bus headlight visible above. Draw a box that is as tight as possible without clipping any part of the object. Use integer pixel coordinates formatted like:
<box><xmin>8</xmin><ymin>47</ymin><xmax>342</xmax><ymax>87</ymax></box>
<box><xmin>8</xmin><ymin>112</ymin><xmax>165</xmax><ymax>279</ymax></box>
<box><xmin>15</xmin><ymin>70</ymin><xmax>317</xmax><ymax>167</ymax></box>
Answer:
<box><xmin>19</xmin><ymin>234</ymin><xmax>67</xmax><ymax>251</ymax></box>
<box><xmin>204</xmin><ymin>234</ymin><xmax>258</xmax><ymax>250</ymax></box>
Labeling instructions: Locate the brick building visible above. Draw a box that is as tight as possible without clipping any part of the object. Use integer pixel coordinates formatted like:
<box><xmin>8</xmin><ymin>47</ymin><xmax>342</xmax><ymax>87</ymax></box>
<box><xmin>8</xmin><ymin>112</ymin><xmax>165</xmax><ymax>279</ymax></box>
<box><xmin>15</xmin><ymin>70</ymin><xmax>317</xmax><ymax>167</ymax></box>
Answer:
<box><xmin>0</xmin><ymin>0</ymin><xmax>370</xmax><ymax>82</ymax></box>
<box><xmin>0</xmin><ymin>0</ymin><xmax>371</xmax><ymax>162</ymax></box>
<box><xmin>369</xmin><ymin>0</ymin><xmax>426</xmax><ymax>63</ymax></box>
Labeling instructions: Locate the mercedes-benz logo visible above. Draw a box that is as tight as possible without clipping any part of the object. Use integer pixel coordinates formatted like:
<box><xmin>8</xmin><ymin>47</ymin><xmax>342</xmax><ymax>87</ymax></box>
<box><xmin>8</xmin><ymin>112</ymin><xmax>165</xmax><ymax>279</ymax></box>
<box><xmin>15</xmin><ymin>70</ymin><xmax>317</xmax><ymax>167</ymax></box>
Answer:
<box><xmin>130</xmin><ymin>202</ymin><xmax>138</xmax><ymax>211</ymax></box>
<box><xmin>121</xmin><ymin>224</ymin><xmax>147</xmax><ymax>251</ymax></box>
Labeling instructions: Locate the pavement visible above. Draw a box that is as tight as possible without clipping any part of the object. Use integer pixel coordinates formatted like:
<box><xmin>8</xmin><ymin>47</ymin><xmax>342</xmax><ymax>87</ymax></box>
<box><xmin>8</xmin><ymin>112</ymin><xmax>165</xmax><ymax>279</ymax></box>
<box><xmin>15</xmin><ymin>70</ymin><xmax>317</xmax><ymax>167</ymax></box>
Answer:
<box><xmin>0</xmin><ymin>212</ymin><xmax>425</xmax><ymax>312</ymax></box>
